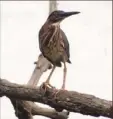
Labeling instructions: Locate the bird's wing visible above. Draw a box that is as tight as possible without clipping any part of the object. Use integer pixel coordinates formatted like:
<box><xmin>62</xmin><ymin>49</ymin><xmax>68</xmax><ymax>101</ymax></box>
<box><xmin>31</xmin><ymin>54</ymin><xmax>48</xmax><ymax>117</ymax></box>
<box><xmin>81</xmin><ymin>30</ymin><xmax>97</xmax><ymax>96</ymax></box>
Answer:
<box><xmin>60</xmin><ymin>29</ymin><xmax>70</xmax><ymax>59</ymax></box>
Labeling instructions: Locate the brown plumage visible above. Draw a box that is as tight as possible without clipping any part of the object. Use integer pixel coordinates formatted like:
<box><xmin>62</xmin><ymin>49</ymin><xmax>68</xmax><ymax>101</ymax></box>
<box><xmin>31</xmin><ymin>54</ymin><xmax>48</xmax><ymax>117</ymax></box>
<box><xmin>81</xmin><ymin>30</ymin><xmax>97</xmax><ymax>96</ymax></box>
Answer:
<box><xmin>39</xmin><ymin>10</ymin><xmax>80</xmax><ymax>89</ymax></box>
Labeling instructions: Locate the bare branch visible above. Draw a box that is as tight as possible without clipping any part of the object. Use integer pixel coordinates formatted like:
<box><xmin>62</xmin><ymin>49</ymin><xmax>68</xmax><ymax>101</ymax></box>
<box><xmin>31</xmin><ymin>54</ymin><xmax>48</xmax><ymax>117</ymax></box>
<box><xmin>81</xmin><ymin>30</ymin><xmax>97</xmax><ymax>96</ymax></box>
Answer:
<box><xmin>0</xmin><ymin>78</ymin><xmax>112</xmax><ymax>118</ymax></box>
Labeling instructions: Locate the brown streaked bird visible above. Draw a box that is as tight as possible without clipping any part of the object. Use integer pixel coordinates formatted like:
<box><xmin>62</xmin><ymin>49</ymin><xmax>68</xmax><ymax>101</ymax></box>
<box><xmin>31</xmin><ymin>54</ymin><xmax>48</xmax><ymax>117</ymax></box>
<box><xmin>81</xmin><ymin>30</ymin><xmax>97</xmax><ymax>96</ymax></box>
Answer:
<box><xmin>39</xmin><ymin>10</ymin><xmax>80</xmax><ymax>90</ymax></box>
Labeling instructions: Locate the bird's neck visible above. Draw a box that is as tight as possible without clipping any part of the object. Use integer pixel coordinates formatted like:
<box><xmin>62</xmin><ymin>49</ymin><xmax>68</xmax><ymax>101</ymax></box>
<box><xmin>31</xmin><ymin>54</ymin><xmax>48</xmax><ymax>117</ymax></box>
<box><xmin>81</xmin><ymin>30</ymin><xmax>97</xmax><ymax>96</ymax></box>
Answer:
<box><xmin>51</xmin><ymin>22</ymin><xmax>60</xmax><ymax>27</ymax></box>
<box><xmin>45</xmin><ymin>21</ymin><xmax>60</xmax><ymax>28</ymax></box>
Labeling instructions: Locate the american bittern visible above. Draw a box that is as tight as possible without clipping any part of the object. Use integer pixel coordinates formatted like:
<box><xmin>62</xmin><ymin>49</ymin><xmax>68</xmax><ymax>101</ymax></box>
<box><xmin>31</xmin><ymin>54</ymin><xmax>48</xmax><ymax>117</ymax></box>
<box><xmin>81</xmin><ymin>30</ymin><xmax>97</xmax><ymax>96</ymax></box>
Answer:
<box><xmin>39</xmin><ymin>10</ymin><xmax>80</xmax><ymax>90</ymax></box>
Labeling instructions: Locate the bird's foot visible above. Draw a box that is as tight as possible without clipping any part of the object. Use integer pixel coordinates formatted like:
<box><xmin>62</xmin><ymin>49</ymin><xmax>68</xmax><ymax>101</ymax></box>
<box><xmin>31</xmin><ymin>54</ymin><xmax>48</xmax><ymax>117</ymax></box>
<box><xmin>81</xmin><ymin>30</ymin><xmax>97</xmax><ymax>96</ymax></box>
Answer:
<box><xmin>40</xmin><ymin>82</ymin><xmax>54</xmax><ymax>94</ymax></box>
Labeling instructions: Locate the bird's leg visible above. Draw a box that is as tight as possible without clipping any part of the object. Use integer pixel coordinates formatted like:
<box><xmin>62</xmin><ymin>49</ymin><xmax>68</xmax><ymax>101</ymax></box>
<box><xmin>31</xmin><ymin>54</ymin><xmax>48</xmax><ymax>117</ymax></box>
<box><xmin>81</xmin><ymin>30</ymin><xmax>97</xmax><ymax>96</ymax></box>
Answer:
<box><xmin>43</xmin><ymin>65</ymin><xmax>56</xmax><ymax>88</ymax></box>
<box><xmin>62</xmin><ymin>61</ymin><xmax>67</xmax><ymax>89</ymax></box>
<box><xmin>52</xmin><ymin>60</ymin><xmax>67</xmax><ymax>98</ymax></box>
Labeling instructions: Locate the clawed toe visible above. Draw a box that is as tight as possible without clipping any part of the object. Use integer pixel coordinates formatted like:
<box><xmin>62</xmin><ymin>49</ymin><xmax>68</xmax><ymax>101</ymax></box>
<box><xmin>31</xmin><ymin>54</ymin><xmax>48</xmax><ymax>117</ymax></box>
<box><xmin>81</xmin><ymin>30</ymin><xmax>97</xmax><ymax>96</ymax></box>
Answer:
<box><xmin>40</xmin><ymin>82</ymin><xmax>54</xmax><ymax>94</ymax></box>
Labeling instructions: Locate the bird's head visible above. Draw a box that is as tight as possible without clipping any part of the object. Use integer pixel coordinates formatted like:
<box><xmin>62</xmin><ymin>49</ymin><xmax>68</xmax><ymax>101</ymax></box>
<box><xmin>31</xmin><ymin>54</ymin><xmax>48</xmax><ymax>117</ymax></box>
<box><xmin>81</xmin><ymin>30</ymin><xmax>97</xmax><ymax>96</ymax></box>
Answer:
<box><xmin>47</xmin><ymin>10</ymin><xmax>80</xmax><ymax>24</ymax></box>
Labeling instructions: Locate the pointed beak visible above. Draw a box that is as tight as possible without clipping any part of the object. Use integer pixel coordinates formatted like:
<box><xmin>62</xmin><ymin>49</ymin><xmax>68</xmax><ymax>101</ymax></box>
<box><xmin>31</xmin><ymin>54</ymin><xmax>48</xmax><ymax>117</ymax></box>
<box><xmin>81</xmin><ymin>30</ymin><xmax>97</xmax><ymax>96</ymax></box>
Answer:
<box><xmin>61</xmin><ymin>11</ymin><xmax>80</xmax><ymax>18</ymax></box>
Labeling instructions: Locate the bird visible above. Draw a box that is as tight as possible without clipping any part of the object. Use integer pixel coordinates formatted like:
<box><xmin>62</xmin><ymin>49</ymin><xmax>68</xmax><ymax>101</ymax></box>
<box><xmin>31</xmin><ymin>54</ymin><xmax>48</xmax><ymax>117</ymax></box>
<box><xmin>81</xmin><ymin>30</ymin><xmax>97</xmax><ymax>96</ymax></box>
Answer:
<box><xmin>39</xmin><ymin>10</ymin><xmax>80</xmax><ymax>90</ymax></box>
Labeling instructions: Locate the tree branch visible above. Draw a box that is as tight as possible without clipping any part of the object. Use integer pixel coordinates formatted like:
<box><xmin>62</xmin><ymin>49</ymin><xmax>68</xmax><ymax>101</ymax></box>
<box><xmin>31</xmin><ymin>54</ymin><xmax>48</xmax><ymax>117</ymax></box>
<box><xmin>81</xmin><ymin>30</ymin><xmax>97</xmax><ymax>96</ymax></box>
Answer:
<box><xmin>0</xmin><ymin>78</ymin><xmax>112</xmax><ymax>118</ymax></box>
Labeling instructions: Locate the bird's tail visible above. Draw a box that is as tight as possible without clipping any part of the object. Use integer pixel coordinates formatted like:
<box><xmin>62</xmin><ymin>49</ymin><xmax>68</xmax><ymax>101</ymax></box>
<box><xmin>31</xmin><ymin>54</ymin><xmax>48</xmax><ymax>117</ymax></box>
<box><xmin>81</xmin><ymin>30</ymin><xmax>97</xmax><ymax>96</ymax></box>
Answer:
<box><xmin>67</xmin><ymin>59</ymin><xmax>71</xmax><ymax>64</ymax></box>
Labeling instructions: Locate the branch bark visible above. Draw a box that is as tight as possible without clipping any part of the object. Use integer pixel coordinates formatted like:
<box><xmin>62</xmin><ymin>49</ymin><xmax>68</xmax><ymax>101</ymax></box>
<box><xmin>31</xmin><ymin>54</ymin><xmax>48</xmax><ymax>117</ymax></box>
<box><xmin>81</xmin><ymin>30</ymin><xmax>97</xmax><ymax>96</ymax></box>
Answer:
<box><xmin>0</xmin><ymin>78</ymin><xmax>112</xmax><ymax>118</ymax></box>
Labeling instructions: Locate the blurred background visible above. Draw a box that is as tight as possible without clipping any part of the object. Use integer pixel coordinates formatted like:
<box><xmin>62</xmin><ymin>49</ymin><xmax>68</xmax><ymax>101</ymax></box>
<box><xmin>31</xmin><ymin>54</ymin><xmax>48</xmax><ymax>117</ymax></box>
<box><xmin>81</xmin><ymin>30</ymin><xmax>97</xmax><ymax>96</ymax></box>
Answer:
<box><xmin>0</xmin><ymin>1</ymin><xmax>112</xmax><ymax>119</ymax></box>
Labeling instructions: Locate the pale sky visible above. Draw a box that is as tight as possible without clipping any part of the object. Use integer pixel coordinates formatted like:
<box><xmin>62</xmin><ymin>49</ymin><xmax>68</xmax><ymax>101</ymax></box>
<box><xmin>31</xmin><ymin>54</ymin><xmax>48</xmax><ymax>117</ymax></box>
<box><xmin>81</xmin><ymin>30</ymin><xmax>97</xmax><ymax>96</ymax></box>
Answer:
<box><xmin>1</xmin><ymin>1</ymin><xmax>112</xmax><ymax>119</ymax></box>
